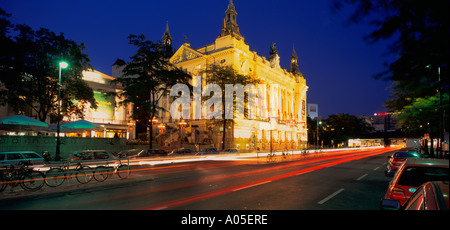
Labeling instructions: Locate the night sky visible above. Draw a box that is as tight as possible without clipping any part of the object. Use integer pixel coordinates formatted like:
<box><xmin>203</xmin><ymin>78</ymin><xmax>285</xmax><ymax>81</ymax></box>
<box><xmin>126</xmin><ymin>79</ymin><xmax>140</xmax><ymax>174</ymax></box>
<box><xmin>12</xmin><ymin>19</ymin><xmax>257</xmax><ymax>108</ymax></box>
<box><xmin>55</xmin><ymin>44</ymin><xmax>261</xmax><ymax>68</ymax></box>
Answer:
<box><xmin>2</xmin><ymin>0</ymin><xmax>396</xmax><ymax>118</ymax></box>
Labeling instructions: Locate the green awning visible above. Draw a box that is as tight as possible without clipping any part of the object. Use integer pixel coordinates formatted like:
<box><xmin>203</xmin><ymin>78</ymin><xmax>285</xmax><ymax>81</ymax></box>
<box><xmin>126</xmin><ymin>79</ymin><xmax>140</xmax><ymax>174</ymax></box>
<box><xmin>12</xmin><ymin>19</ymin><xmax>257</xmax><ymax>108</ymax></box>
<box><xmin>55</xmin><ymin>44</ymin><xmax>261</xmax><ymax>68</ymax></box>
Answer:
<box><xmin>0</xmin><ymin>115</ymin><xmax>48</xmax><ymax>131</ymax></box>
<box><xmin>60</xmin><ymin>119</ymin><xmax>103</xmax><ymax>131</ymax></box>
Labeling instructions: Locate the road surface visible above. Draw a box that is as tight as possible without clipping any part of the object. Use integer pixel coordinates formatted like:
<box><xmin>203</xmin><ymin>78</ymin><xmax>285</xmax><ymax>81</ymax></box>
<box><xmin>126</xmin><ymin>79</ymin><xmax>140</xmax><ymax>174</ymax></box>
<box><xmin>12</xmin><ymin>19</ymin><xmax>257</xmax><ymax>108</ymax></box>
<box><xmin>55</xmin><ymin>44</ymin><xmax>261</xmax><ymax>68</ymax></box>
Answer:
<box><xmin>0</xmin><ymin>147</ymin><xmax>397</xmax><ymax>210</ymax></box>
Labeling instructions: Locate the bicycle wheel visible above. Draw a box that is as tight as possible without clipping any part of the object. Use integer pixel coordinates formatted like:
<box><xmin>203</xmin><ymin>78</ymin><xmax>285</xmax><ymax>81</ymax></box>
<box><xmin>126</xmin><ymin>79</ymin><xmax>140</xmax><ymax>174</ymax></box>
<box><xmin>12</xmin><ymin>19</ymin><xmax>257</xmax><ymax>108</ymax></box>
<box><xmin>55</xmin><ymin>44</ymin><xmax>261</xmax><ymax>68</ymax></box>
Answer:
<box><xmin>93</xmin><ymin>166</ymin><xmax>113</xmax><ymax>182</ymax></box>
<box><xmin>0</xmin><ymin>173</ymin><xmax>7</xmax><ymax>192</ymax></box>
<box><xmin>266</xmin><ymin>154</ymin><xmax>276</xmax><ymax>163</ymax></box>
<box><xmin>75</xmin><ymin>166</ymin><xmax>94</xmax><ymax>184</ymax></box>
<box><xmin>45</xmin><ymin>168</ymin><xmax>66</xmax><ymax>187</ymax></box>
<box><xmin>20</xmin><ymin>170</ymin><xmax>45</xmax><ymax>191</ymax></box>
<box><xmin>116</xmin><ymin>164</ymin><xmax>130</xmax><ymax>179</ymax></box>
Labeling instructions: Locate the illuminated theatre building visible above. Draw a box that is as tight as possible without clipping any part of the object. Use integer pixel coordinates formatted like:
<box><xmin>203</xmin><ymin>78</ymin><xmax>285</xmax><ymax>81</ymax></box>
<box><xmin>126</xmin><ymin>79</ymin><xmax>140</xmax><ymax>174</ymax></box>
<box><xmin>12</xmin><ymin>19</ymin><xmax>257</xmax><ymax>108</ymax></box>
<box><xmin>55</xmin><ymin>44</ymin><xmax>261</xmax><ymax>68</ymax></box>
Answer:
<box><xmin>161</xmin><ymin>0</ymin><xmax>308</xmax><ymax>151</ymax></box>
<box><xmin>0</xmin><ymin>68</ymin><xmax>134</xmax><ymax>138</ymax></box>
<box><xmin>79</xmin><ymin>69</ymin><xmax>133</xmax><ymax>139</ymax></box>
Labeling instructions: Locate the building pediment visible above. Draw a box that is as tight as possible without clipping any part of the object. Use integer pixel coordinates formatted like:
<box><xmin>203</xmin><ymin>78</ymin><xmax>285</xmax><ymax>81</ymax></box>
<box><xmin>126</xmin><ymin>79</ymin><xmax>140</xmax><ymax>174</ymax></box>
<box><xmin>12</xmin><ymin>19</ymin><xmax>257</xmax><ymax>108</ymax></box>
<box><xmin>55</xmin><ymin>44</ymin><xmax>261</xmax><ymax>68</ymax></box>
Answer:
<box><xmin>170</xmin><ymin>44</ymin><xmax>204</xmax><ymax>64</ymax></box>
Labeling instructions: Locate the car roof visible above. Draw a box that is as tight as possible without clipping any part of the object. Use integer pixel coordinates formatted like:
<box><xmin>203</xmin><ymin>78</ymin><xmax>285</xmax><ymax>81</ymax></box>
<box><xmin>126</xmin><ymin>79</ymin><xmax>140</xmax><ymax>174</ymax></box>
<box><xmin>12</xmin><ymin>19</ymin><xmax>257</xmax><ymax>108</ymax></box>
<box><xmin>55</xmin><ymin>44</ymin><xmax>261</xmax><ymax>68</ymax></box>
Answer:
<box><xmin>0</xmin><ymin>151</ymin><xmax>39</xmax><ymax>154</ymax></box>
<box><xmin>435</xmin><ymin>181</ymin><xmax>449</xmax><ymax>208</ymax></box>
<box><xmin>78</xmin><ymin>150</ymin><xmax>108</xmax><ymax>152</ymax></box>
<box><xmin>433</xmin><ymin>181</ymin><xmax>449</xmax><ymax>194</ymax></box>
<box><xmin>399</xmin><ymin>148</ymin><xmax>418</xmax><ymax>151</ymax></box>
<box><xmin>74</xmin><ymin>150</ymin><xmax>110</xmax><ymax>153</ymax></box>
<box><xmin>404</xmin><ymin>158</ymin><xmax>449</xmax><ymax>167</ymax></box>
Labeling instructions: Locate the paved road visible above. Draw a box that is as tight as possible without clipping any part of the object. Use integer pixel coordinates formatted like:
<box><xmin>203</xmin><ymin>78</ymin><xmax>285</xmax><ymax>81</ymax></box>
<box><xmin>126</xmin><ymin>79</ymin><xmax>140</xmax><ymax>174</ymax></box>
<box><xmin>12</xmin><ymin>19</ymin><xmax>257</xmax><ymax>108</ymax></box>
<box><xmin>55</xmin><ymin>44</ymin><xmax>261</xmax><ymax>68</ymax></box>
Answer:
<box><xmin>165</xmin><ymin>148</ymin><xmax>393</xmax><ymax>210</ymax></box>
<box><xmin>0</xmin><ymin>147</ymin><xmax>396</xmax><ymax>210</ymax></box>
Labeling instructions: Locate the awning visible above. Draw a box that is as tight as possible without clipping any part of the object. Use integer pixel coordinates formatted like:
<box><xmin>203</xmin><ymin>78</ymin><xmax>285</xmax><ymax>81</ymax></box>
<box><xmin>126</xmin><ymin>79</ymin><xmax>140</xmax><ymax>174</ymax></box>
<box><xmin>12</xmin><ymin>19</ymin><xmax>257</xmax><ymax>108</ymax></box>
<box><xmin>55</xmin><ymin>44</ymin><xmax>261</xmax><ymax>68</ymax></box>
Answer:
<box><xmin>50</xmin><ymin>119</ymin><xmax>103</xmax><ymax>132</ymax></box>
<box><xmin>0</xmin><ymin>115</ymin><xmax>48</xmax><ymax>131</ymax></box>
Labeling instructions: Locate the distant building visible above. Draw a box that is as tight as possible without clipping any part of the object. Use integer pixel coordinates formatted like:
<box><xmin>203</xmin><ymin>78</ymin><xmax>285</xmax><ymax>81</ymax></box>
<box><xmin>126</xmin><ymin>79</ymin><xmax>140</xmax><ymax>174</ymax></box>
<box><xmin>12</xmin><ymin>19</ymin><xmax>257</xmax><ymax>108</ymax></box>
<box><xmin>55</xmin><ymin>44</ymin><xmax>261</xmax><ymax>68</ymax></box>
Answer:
<box><xmin>79</xmin><ymin>69</ymin><xmax>134</xmax><ymax>139</ymax></box>
<box><xmin>358</xmin><ymin>113</ymin><xmax>400</xmax><ymax>133</ymax></box>
<box><xmin>0</xmin><ymin>68</ymin><xmax>135</xmax><ymax>139</ymax></box>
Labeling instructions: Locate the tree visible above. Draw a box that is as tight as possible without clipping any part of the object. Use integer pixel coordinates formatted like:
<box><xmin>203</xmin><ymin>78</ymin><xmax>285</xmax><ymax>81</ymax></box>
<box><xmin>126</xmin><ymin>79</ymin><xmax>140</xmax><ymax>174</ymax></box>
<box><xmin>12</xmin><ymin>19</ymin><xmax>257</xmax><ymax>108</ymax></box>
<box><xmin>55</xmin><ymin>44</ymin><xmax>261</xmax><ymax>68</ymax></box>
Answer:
<box><xmin>316</xmin><ymin>114</ymin><xmax>372</xmax><ymax>147</ymax></box>
<box><xmin>333</xmin><ymin>0</ymin><xmax>449</xmax><ymax>155</ymax></box>
<box><xmin>333</xmin><ymin>0</ymin><xmax>448</xmax><ymax>101</ymax></box>
<box><xmin>112</xmin><ymin>34</ymin><xmax>191</xmax><ymax>149</ymax></box>
<box><xmin>397</xmin><ymin>92</ymin><xmax>449</xmax><ymax>156</ymax></box>
<box><xmin>0</xmin><ymin>8</ymin><xmax>97</xmax><ymax>122</ymax></box>
<box><xmin>201</xmin><ymin>64</ymin><xmax>260</xmax><ymax>150</ymax></box>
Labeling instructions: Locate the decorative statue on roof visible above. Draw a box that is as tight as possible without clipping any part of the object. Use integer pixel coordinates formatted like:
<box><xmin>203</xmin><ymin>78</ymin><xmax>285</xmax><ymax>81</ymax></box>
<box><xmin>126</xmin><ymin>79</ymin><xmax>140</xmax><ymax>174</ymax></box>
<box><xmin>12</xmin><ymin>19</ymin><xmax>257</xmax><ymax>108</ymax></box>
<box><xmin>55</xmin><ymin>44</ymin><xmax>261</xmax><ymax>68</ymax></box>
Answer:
<box><xmin>270</xmin><ymin>43</ymin><xmax>278</xmax><ymax>55</ymax></box>
<box><xmin>269</xmin><ymin>43</ymin><xmax>280</xmax><ymax>69</ymax></box>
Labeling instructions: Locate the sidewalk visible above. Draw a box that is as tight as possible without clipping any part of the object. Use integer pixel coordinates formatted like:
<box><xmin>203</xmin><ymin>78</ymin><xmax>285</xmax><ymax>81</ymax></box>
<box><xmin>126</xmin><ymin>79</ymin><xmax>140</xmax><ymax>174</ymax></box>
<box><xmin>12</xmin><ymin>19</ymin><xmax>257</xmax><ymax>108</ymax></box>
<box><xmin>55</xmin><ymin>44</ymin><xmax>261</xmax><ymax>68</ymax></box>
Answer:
<box><xmin>0</xmin><ymin>164</ymin><xmax>153</xmax><ymax>201</ymax></box>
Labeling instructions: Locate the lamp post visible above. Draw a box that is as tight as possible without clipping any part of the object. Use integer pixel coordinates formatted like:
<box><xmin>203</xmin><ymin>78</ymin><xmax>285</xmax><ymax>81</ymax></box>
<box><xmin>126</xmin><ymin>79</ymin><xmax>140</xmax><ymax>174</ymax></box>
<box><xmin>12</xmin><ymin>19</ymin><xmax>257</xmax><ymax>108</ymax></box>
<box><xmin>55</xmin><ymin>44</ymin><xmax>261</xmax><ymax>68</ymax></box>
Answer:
<box><xmin>426</xmin><ymin>64</ymin><xmax>444</xmax><ymax>158</ymax></box>
<box><xmin>157</xmin><ymin>123</ymin><xmax>166</xmax><ymax>148</ymax></box>
<box><xmin>178</xmin><ymin>120</ymin><xmax>187</xmax><ymax>148</ymax></box>
<box><xmin>56</xmin><ymin>61</ymin><xmax>68</xmax><ymax>161</ymax></box>
<box><xmin>316</xmin><ymin>119</ymin><xmax>322</xmax><ymax>149</ymax></box>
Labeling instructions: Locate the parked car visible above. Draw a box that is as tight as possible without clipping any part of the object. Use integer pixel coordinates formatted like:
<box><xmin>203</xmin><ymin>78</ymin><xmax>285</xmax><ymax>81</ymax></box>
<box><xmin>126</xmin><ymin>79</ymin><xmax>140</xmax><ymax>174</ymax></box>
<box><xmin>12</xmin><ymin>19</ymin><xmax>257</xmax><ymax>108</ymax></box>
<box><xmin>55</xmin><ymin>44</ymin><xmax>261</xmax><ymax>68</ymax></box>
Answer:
<box><xmin>0</xmin><ymin>151</ymin><xmax>45</xmax><ymax>166</ymax></box>
<box><xmin>385</xmin><ymin>151</ymin><xmax>422</xmax><ymax>176</ymax></box>
<box><xmin>147</xmin><ymin>149</ymin><xmax>168</xmax><ymax>156</ymax></box>
<box><xmin>222</xmin><ymin>148</ymin><xmax>239</xmax><ymax>154</ymax></box>
<box><xmin>121</xmin><ymin>149</ymin><xmax>168</xmax><ymax>158</ymax></box>
<box><xmin>69</xmin><ymin>150</ymin><xmax>117</xmax><ymax>161</ymax></box>
<box><xmin>168</xmin><ymin>148</ymin><xmax>194</xmax><ymax>156</ymax></box>
<box><xmin>196</xmin><ymin>147</ymin><xmax>219</xmax><ymax>155</ymax></box>
<box><xmin>381</xmin><ymin>181</ymin><xmax>449</xmax><ymax>210</ymax></box>
<box><xmin>399</xmin><ymin>147</ymin><xmax>420</xmax><ymax>152</ymax></box>
<box><xmin>384</xmin><ymin>158</ymin><xmax>449</xmax><ymax>206</ymax></box>
<box><xmin>117</xmin><ymin>149</ymin><xmax>143</xmax><ymax>158</ymax></box>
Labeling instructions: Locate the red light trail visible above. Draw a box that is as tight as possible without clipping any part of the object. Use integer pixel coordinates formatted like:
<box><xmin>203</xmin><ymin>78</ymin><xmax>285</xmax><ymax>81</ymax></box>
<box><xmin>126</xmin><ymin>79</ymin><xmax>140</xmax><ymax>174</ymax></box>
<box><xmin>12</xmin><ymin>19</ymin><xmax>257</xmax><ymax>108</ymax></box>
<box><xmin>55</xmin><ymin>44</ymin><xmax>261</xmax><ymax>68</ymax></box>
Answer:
<box><xmin>140</xmin><ymin>147</ymin><xmax>396</xmax><ymax>210</ymax></box>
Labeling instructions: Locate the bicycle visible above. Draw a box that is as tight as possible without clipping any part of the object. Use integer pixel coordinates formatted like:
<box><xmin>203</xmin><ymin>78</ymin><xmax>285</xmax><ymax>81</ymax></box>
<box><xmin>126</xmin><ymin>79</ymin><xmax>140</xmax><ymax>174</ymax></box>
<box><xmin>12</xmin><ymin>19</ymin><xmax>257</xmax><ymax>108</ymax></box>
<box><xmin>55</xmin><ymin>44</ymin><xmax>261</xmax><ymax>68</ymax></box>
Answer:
<box><xmin>299</xmin><ymin>149</ymin><xmax>308</xmax><ymax>160</ymax></box>
<box><xmin>44</xmin><ymin>160</ymin><xmax>94</xmax><ymax>187</ymax></box>
<box><xmin>281</xmin><ymin>151</ymin><xmax>290</xmax><ymax>161</ymax></box>
<box><xmin>313</xmin><ymin>149</ymin><xmax>322</xmax><ymax>158</ymax></box>
<box><xmin>0</xmin><ymin>161</ymin><xmax>45</xmax><ymax>192</ymax></box>
<box><xmin>93</xmin><ymin>157</ymin><xmax>130</xmax><ymax>182</ymax></box>
<box><xmin>114</xmin><ymin>157</ymin><xmax>130</xmax><ymax>179</ymax></box>
<box><xmin>266</xmin><ymin>152</ymin><xmax>277</xmax><ymax>163</ymax></box>
<box><xmin>93</xmin><ymin>165</ymin><xmax>114</xmax><ymax>182</ymax></box>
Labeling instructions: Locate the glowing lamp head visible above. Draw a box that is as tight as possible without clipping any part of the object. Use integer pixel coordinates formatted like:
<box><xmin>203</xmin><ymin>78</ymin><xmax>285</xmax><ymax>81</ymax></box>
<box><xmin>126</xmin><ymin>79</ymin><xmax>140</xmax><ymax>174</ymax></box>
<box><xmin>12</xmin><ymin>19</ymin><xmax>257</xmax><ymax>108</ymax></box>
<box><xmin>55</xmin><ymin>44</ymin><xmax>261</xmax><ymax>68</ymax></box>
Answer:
<box><xmin>59</xmin><ymin>61</ymin><xmax>69</xmax><ymax>69</ymax></box>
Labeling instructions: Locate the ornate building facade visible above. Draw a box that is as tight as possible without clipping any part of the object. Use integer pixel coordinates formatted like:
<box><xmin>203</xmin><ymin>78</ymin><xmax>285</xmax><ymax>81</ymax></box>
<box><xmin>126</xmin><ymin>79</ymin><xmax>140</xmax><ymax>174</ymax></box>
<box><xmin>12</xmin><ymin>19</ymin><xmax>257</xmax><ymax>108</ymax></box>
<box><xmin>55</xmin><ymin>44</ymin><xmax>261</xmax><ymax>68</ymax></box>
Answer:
<box><xmin>163</xmin><ymin>0</ymin><xmax>308</xmax><ymax>151</ymax></box>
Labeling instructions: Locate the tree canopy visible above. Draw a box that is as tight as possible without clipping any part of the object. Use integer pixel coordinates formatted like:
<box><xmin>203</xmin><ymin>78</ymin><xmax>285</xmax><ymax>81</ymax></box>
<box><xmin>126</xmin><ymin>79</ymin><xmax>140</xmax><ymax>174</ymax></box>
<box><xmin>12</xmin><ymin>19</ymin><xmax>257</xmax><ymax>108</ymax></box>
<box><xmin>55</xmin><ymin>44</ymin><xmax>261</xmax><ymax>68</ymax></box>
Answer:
<box><xmin>309</xmin><ymin>114</ymin><xmax>372</xmax><ymax>147</ymax></box>
<box><xmin>0</xmin><ymin>8</ymin><xmax>96</xmax><ymax>122</ymax></box>
<box><xmin>111</xmin><ymin>34</ymin><xmax>191</xmax><ymax>148</ymax></box>
<box><xmin>333</xmin><ymin>0</ymin><xmax>449</xmax><ymax>137</ymax></box>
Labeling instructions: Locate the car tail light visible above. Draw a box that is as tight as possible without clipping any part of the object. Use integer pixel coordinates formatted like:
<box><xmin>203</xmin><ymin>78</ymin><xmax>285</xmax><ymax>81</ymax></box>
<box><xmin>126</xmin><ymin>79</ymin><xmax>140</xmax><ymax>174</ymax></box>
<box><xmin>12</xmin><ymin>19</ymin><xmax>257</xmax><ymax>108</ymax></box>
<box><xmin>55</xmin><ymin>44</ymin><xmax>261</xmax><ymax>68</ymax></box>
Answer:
<box><xmin>391</xmin><ymin>187</ymin><xmax>406</xmax><ymax>201</ymax></box>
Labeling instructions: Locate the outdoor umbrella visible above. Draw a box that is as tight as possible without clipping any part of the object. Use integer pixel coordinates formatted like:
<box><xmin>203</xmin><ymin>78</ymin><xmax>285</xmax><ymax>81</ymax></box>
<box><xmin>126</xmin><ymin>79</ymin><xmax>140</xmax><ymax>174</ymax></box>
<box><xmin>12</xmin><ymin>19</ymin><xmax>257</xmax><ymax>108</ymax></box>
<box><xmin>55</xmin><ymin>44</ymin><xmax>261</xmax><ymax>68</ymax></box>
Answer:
<box><xmin>58</xmin><ymin>119</ymin><xmax>103</xmax><ymax>132</ymax></box>
<box><xmin>0</xmin><ymin>114</ymin><xmax>48</xmax><ymax>131</ymax></box>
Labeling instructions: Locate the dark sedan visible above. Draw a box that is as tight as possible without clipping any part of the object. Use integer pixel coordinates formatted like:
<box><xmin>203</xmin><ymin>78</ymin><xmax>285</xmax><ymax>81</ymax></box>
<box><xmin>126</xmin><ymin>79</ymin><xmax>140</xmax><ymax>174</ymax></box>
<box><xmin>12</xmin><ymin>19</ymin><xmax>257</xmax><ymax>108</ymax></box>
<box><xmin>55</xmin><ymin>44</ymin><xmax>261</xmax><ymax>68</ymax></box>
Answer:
<box><xmin>168</xmin><ymin>148</ymin><xmax>195</xmax><ymax>156</ymax></box>
<box><xmin>196</xmin><ymin>147</ymin><xmax>219</xmax><ymax>155</ymax></box>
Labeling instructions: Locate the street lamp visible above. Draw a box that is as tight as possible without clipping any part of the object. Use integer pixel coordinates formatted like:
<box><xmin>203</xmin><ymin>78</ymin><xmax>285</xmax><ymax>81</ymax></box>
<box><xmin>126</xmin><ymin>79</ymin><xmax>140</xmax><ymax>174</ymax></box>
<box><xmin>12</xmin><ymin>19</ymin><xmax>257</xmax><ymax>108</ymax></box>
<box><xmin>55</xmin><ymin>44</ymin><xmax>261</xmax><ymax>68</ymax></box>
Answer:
<box><xmin>178</xmin><ymin>120</ymin><xmax>187</xmax><ymax>148</ymax></box>
<box><xmin>56</xmin><ymin>61</ymin><xmax>68</xmax><ymax>161</ymax></box>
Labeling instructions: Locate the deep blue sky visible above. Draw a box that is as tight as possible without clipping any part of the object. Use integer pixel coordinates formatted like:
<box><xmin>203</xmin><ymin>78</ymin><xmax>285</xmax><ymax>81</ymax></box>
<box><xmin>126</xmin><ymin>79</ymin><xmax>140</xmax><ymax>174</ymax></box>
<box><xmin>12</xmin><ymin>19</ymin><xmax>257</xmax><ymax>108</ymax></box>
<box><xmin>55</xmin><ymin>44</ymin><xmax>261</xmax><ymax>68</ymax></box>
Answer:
<box><xmin>2</xmin><ymin>0</ymin><xmax>396</xmax><ymax>118</ymax></box>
